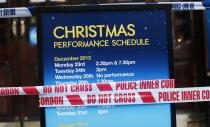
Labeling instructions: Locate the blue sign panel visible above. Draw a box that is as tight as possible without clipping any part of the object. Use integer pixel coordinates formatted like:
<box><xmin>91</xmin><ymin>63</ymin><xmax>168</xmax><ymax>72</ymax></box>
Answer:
<box><xmin>206</xmin><ymin>10</ymin><xmax>210</xmax><ymax>70</ymax></box>
<box><xmin>37</xmin><ymin>5</ymin><xmax>173</xmax><ymax>127</ymax></box>
<box><xmin>203</xmin><ymin>0</ymin><xmax>210</xmax><ymax>6</ymax></box>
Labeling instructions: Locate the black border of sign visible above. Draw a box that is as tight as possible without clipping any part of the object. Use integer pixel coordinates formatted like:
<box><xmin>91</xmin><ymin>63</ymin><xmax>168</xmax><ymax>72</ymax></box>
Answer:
<box><xmin>36</xmin><ymin>4</ymin><xmax>175</xmax><ymax>127</ymax></box>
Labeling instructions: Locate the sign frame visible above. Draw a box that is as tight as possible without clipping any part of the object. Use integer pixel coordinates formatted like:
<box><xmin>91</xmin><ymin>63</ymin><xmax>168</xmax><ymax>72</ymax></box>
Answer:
<box><xmin>36</xmin><ymin>4</ymin><xmax>175</xmax><ymax>127</ymax></box>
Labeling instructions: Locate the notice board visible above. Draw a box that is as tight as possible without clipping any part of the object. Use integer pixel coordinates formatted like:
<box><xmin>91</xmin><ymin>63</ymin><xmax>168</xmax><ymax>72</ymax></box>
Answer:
<box><xmin>206</xmin><ymin>9</ymin><xmax>210</xmax><ymax>71</ymax></box>
<box><xmin>37</xmin><ymin>4</ymin><xmax>175</xmax><ymax>127</ymax></box>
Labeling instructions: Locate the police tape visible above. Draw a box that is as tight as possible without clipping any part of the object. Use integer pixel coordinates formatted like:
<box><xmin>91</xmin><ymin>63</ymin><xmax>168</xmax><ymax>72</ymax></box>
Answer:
<box><xmin>0</xmin><ymin>79</ymin><xmax>175</xmax><ymax>96</ymax></box>
<box><xmin>0</xmin><ymin>2</ymin><xmax>208</xmax><ymax>18</ymax></box>
<box><xmin>167</xmin><ymin>2</ymin><xmax>207</xmax><ymax>11</ymax></box>
<box><xmin>0</xmin><ymin>7</ymin><xmax>33</xmax><ymax>18</ymax></box>
<box><xmin>104</xmin><ymin>1</ymin><xmax>206</xmax><ymax>11</ymax></box>
<box><xmin>160</xmin><ymin>1</ymin><xmax>205</xmax><ymax>11</ymax></box>
<box><xmin>39</xmin><ymin>86</ymin><xmax>210</xmax><ymax>107</ymax></box>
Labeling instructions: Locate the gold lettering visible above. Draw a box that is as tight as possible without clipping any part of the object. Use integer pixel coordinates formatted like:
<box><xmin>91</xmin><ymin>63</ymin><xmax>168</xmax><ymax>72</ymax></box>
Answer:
<box><xmin>127</xmin><ymin>24</ymin><xmax>135</xmax><ymax>36</ymax></box>
<box><xmin>117</xmin><ymin>24</ymin><xmax>128</xmax><ymax>36</ymax></box>
<box><xmin>76</xmin><ymin>26</ymin><xmax>85</xmax><ymax>38</ymax></box>
<box><xmin>53</xmin><ymin>26</ymin><xmax>65</xmax><ymax>39</ymax></box>
<box><xmin>97</xmin><ymin>25</ymin><xmax>105</xmax><ymax>37</ymax></box>
<box><xmin>106</xmin><ymin>25</ymin><xmax>117</xmax><ymax>38</ymax></box>
<box><xmin>65</xmin><ymin>26</ymin><xmax>75</xmax><ymax>38</ymax></box>
<box><xmin>88</xmin><ymin>25</ymin><xmax>97</xmax><ymax>38</ymax></box>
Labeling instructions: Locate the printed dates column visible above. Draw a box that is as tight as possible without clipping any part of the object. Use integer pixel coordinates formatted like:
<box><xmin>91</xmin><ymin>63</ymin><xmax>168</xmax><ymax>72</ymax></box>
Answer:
<box><xmin>54</xmin><ymin>55</ymin><xmax>93</xmax><ymax>85</ymax></box>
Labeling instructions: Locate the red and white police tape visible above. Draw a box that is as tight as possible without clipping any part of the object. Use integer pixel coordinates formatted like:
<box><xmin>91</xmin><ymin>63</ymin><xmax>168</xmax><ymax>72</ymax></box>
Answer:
<box><xmin>39</xmin><ymin>86</ymin><xmax>210</xmax><ymax>107</ymax></box>
<box><xmin>0</xmin><ymin>79</ymin><xmax>175</xmax><ymax>96</ymax></box>
<box><xmin>1</xmin><ymin>79</ymin><xmax>210</xmax><ymax>107</ymax></box>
